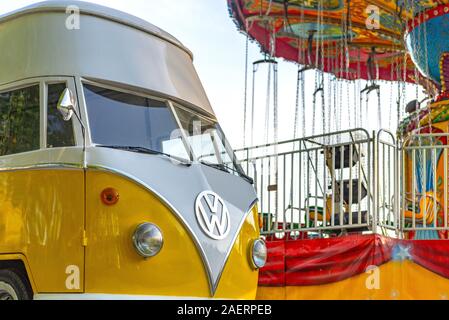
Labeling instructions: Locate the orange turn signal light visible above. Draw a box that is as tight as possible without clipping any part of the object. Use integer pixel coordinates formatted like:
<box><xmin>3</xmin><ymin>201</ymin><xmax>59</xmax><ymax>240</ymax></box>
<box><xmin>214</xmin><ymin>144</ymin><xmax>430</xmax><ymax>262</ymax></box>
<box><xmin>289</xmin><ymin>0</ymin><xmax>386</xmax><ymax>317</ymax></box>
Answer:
<box><xmin>101</xmin><ymin>188</ymin><xmax>119</xmax><ymax>205</ymax></box>
<box><xmin>258</xmin><ymin>213</ymin><xmax>264</xmax><ymax>229</ymax></box>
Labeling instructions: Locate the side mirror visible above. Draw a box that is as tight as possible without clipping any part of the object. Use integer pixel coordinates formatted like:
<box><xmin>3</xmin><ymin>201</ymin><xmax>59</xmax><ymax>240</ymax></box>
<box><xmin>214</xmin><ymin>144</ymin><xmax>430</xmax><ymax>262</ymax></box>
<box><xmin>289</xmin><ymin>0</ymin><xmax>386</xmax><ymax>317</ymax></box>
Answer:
<box><xmin>57</xmin><ymin>88</ymin><xmax>76</xmax><ymax>121</ymax></box>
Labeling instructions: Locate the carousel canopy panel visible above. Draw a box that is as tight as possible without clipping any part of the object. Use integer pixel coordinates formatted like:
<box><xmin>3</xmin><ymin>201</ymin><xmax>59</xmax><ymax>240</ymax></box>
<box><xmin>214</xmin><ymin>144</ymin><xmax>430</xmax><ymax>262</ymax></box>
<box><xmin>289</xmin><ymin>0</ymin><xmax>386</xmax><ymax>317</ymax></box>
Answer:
<box><xmin>228</xmin><ymin>0</ymin><xmax>448</xmax><ymax>83</ymax></box>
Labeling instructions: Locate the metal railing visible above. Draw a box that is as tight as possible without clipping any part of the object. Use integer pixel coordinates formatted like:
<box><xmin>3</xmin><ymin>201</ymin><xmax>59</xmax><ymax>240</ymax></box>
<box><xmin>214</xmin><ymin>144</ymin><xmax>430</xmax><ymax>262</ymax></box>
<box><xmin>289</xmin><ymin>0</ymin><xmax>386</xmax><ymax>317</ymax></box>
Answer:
<box><xmin>400</xmin><ymin>134</ymin><xmax>449</xmax><ymax>236</ymax></box>
<box><xmin>376</xmin><ymin>130</ymin><xmax>398</xmax><ymax>235</ymax></box>
<box><xmin>235</xmin><ymin>128</ymin><xmax>374</xmax><ymax>237</ymax></box>
<box><xmin>235</xmin><ymin>129</ymin><xmax>449</xmax><ymax>239</ymax></box>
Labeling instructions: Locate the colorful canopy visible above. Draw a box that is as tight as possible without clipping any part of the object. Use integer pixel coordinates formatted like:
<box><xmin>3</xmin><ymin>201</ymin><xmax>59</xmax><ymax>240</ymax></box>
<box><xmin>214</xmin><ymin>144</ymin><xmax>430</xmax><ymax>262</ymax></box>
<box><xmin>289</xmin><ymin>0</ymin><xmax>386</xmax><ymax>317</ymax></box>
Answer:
<box><xmin>406</xmin><ymin>4</ymin><xmax>449</xmax><ymax>91</ymax></box>
<box><xmin>228</xmin><ymin>0</ymin><xmax>448</xmax><ymax>83</ymax></box>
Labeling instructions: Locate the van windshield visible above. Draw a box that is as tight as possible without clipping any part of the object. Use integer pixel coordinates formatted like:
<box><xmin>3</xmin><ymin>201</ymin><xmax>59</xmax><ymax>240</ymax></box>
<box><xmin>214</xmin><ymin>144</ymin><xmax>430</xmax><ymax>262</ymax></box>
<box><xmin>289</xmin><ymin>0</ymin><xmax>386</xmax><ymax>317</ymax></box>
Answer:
<box><xmin>84</xmin><ymin>84</ymin><xmax>190</xmax><ymax>161</ymax></box>
<box><xmin>84</xmin><ymin>83</ymin><xmax>247</xmax><ymax>180</ymax></box>
<box><xmin>173</xmin><ymin>105</ymin><xmax>246</xmax><ymax>178</ymax></box>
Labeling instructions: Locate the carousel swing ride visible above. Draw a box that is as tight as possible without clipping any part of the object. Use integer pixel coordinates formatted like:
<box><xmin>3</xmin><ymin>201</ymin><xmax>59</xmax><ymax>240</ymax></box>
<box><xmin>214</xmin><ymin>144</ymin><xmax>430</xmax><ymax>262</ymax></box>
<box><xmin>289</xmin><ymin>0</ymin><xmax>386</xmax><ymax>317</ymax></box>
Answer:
<box><xmin>228</xmin><ymin>0</ymin><xmax>449</xmax><ymax>299</ymax></box>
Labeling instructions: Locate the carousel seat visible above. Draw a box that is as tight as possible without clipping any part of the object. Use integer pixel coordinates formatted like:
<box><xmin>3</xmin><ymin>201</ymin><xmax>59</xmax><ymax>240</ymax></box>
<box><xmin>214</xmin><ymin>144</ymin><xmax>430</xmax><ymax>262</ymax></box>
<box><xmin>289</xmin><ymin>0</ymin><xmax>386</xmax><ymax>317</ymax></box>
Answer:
<box><xmin>334</xmin><ymin>211</ymin><xmax>368</xmax><ymax>226</ymax></box>
<box><xmin>308</xmin><ymin>207</ymin><xmax>368</xmax><ymax>229</ymax></box>
<box><xmin>335</xmin><ymin>179</ymin><xmax>368</xmax><ymax>205</ymax></box>
<box><xmin>403</xmin><ymin>192</ymin><xmax>440</xmax><ymax>225</ymax></box>
<box><xmin>326</xmin><ymin>145</ymin><xmax>360</xmax><ymax>169</ymax></box>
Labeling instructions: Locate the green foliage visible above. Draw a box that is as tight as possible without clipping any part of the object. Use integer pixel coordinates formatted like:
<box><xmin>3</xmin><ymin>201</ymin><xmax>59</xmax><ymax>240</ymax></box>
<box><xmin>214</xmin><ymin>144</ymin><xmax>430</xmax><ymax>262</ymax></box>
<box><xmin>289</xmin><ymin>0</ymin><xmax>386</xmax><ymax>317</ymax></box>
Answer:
<box><xmin>0</xmin><ymin>85</ymin><xmax>40</xmax><ymax>156</ymax></box>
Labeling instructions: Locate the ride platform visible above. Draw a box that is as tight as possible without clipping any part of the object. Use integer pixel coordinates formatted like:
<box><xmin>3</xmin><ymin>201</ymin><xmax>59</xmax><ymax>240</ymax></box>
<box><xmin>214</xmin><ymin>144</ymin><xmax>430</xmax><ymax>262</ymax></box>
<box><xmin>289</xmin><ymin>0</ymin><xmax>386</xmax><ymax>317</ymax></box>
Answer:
<box><xmin>258</xmin><ymin>234</ymin><xmax>449</xmax><ymax>300</ymax></box>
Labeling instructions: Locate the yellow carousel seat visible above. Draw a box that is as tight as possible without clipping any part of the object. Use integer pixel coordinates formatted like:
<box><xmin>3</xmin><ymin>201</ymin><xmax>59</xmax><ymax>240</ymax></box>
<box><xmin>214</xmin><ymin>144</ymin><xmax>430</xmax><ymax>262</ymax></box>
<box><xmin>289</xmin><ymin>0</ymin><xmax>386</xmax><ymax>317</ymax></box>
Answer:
<box><xmin>403</xmin><ymin>192</ymin><xmax>440</xmax><ymax>225</ymax></box>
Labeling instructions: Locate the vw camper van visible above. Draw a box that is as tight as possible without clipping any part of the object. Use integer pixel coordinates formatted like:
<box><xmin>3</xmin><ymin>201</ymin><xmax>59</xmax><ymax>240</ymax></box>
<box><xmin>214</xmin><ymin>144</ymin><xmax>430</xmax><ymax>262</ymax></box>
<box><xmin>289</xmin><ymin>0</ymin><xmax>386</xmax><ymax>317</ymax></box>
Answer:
<box><xmin>0</xmin><ymin>1</ymin><xmax>264</xmax><ymax>299</ymax></box>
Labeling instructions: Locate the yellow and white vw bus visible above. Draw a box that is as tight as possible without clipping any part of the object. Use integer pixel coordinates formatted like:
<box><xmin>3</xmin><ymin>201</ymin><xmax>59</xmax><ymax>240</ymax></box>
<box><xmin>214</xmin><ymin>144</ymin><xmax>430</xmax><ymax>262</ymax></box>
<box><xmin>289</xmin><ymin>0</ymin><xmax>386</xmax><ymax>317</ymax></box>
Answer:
<box><xmin>0</xmin><ymin>1</ymin><xmax>264</xmax><ymax>300</ymax></box>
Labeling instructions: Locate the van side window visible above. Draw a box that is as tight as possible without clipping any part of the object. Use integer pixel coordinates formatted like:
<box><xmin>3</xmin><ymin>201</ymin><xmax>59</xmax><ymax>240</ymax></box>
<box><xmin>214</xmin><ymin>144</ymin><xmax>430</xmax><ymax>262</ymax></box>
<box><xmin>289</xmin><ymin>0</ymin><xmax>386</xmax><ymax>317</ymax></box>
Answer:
<box><xmin>0</xmin><ymin>85</ymin><xmax>40</xmax><ymax>156</ymax></box>
<box><xmin>47</xmin><ymin>83</ymin><xmax>75</xmax><ymax>148</ymax></box>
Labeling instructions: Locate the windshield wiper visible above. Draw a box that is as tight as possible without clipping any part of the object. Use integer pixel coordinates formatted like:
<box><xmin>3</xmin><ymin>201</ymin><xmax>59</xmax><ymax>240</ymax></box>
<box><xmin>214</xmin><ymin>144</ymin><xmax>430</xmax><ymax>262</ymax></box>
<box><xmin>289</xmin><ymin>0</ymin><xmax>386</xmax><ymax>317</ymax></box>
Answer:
<box><xmin>200</xmin><ymin>161</ymin><xmax>254</xmax><ymax>185</ymax></box>
<box><xmin>98</xmin><ymin>145</ymin><xmax>191</xmax><ymax>166</ymax></box>
<box><xmin>200</xmin><ymin>161</ymin><xmax>230</xmax><ymax>173</ymax></box>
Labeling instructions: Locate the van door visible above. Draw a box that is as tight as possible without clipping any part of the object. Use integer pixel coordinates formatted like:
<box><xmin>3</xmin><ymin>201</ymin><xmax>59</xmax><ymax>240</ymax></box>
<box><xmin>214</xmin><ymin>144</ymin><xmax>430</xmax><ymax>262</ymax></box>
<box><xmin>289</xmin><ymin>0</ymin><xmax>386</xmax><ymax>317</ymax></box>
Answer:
<box><xmin>0</xmin><ymin>77</ymin><xmax>85</xmax><ymax>293</ymax></box>
<box><xmin>38</xmin><ymin>77</ymin><xmax>85</xmax><ymax>292</ymax></box>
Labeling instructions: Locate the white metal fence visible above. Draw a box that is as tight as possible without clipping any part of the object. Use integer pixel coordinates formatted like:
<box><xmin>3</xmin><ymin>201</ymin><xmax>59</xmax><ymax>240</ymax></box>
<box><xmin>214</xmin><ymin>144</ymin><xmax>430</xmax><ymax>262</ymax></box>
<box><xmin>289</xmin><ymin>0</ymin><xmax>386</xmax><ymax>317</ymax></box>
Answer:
<box><xmin>376</xmin><ymin>130</ymin><xmax>398</xmax><ymax>234</ymax></box>
<box><xmin>235</xmin><ymin>129</ymin><xmax>449</xmax><ymax>239</ymax></box>
<box><xmin>400</xmin><ymin>134</ymin><xmax>449</xmax><ymax>237</ymax></box>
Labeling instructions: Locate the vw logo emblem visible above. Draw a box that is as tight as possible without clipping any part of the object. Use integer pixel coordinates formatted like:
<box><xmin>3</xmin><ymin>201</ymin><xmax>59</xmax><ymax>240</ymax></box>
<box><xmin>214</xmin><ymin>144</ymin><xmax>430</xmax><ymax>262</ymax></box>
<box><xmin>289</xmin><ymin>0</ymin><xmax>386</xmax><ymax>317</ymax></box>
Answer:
<box><xmin>195</xmin><ymin>191</ymin><xmax>230</xmax><ymax>240</ymax></box>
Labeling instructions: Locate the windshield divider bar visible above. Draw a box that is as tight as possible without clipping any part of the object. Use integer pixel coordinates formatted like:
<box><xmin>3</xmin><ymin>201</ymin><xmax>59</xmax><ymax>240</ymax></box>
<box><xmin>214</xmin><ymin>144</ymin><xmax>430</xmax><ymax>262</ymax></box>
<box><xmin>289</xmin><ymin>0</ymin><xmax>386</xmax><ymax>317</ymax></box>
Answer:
<box><xmin>167</xmin><ymin>101</ymin><xmax>195</xmax><ymax>162</ymax></box>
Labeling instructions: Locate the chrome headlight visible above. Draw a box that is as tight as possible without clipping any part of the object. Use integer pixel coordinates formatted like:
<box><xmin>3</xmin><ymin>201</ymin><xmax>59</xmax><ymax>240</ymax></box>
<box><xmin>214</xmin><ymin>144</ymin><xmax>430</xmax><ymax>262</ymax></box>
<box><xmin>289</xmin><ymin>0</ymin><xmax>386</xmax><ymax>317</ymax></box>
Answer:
<box><xmin>132</xmin><ymin>223</ymin><xmax>163</xmax><ymax>258</ymax></box>
<box><xmin>250</xmin><ymin>239</ymin><xmax>267</xmax><ymax>269</ymax></box>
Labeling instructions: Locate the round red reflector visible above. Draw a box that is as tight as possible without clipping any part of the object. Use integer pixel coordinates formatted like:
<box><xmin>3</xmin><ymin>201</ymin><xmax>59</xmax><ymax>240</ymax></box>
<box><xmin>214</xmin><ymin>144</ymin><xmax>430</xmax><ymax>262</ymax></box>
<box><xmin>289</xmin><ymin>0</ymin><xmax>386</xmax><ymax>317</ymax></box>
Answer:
<box><xmin>101</xmin><ymin>188</ymin><xmax>119</xmax><ymax>205</ymax></box>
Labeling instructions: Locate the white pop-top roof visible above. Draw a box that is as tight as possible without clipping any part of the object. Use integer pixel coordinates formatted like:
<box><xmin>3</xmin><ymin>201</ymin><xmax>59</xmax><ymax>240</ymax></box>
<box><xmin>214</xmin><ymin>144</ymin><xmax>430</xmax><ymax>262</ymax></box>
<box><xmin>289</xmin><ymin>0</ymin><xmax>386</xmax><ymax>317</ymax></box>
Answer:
<box><xmin>0</xmin><ymin>0</ymin><xmax>193</xmax><ymax>59</ymax></box>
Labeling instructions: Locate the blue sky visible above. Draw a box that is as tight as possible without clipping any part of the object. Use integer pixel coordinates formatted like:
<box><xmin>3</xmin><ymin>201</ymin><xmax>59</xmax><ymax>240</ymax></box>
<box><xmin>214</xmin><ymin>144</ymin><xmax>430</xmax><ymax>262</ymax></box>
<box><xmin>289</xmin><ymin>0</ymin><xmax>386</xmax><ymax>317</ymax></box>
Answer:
<box><xmin>0</xmin><ymin>0</ymin><xmax>422</xmax><ymax>148</ymax></box>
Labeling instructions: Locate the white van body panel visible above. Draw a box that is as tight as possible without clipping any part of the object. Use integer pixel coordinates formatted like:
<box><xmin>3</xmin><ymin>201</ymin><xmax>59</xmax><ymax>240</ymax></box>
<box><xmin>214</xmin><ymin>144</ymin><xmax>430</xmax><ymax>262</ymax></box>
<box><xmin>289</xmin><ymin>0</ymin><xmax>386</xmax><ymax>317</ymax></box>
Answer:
<box><xmin>0</xmin><ymin>1</ymin><xmax>215</xmax><ymax>117</ymax></box>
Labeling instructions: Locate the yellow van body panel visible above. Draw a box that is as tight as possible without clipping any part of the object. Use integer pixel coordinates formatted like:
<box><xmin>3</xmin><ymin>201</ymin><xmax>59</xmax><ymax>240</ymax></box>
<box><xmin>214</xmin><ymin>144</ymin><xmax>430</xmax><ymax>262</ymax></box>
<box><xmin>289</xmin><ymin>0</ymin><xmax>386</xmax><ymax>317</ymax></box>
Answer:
<box><xmin>0</xmin><ymin>169</ymin><xmax>85</xmax><ymax>293</ymax></box>
<box><xmin>214</xmin><ymin>205</ymin><xmax>259</xmax><ymax>299</ymax></box>
<box><xmin>85</xmin><ymin>170</ymin><xmax>259</xmax><ymax>298</ymax></box>
<box><xmin>0</xmin><ymin>168</ymin><xmax>259</xmax><ymax>297</ymax></box>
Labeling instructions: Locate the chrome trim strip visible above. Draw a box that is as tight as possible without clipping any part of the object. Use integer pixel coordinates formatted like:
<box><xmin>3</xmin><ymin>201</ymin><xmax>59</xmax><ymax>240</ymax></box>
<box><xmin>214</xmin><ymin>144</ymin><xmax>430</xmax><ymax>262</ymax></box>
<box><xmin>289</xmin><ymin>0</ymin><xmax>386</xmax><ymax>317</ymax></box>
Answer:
<box><xmin>0</xmin><ymin>163</ymin><xmax>83</xmax><ymax>172</ymax></box>
<box><xmin>34</xmin><ymin>293</ymin><xmax>215</xmax><ymax>300</ymax></box>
